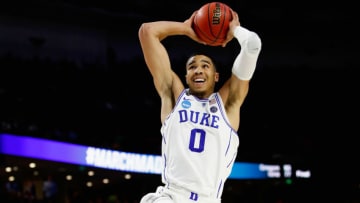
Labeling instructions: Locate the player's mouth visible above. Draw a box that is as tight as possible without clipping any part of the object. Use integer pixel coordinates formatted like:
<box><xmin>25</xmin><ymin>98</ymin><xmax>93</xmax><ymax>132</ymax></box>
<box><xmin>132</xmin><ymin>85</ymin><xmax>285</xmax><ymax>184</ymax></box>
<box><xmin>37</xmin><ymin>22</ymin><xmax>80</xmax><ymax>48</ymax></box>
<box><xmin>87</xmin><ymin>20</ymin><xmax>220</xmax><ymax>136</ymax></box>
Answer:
<box><xmin>193</xmin><ymin>78</ymin><xmax>205</xmax><ymax>83</ymax></box>
<box><xmin>192</xmin><ymin>78</ymin><xmax>205</xmax><ymax>88</ymax></box>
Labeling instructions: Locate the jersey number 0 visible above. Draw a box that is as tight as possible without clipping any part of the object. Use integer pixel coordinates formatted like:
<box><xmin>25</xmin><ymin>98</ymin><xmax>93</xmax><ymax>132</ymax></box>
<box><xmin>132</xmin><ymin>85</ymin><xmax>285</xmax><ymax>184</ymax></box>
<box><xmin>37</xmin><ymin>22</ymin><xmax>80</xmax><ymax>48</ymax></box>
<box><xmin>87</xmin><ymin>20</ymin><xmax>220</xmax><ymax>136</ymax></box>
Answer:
<box><xmin>189</xmin><ymin>128</ymin><xmax>206</xmax><ymax>153</ymax></box>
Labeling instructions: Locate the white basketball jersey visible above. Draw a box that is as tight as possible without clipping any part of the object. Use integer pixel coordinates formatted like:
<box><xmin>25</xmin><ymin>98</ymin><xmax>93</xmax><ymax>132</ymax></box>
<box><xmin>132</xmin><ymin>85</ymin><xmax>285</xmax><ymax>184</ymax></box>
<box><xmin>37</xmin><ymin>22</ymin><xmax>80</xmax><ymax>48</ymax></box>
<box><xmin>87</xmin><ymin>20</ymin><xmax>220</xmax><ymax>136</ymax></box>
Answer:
<box><xmin>160</xmin><ymin>89</ymin><xmax>239</xmax><ymax>199</ymax></box>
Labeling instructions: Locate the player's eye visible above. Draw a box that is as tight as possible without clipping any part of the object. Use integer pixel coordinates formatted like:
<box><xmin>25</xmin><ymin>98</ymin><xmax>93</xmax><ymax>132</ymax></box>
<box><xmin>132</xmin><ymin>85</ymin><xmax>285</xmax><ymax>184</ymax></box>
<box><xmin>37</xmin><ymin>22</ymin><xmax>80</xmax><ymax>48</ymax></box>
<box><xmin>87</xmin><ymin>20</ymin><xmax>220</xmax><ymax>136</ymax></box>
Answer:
<box><xmin>202</xmin><ymin>64</ymin><xmax>209</xmax><ymax>69</ymax></box>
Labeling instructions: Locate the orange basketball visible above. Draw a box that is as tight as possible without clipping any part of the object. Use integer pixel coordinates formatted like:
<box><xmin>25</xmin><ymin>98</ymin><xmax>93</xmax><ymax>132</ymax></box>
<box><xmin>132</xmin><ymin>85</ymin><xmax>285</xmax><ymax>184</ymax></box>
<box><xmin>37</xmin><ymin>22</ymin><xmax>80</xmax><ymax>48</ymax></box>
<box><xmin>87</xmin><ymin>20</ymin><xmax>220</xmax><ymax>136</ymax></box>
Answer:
<box><xmin>192</xmin><ymin>2</ymin><xmax>233</xmax><ymax>46</ymax></box>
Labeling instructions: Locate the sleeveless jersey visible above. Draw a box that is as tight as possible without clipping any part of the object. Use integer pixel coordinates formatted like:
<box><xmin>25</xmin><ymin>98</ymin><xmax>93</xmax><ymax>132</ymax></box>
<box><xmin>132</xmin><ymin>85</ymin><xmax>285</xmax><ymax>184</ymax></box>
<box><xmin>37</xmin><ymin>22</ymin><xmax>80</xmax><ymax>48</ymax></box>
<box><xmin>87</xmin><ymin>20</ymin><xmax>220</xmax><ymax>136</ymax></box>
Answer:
<box><xmin>160</xmin><ymin>89</ymin><xmax>239</xmax><ymax>199</ymax></box>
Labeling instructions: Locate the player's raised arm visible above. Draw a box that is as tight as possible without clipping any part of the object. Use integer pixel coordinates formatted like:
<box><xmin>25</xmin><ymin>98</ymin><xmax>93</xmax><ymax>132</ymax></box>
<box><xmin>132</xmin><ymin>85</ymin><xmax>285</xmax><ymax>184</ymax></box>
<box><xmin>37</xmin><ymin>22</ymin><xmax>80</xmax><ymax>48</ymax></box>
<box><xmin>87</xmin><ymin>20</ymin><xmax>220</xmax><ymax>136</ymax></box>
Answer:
<box><xmin>138</xmin><ymin>13</ymin><xmax>202</xmax><ymax>122</ymax></box>
<box><xmin>219</xmin><ymin>10</ymin><xmax>262</xmax><ymax>130</ymax></box>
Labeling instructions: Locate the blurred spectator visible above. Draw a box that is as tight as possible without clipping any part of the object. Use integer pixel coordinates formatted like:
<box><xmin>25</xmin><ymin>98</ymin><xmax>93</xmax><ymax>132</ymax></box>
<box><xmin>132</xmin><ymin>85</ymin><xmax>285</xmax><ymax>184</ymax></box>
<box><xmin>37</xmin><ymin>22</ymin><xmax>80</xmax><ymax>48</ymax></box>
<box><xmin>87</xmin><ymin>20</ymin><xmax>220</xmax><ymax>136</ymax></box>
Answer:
<box><xmin>5</xmin><ymin>180</ymin><xmax>23</xmax><ymax>202</ymax></box>
<box><xmin>42</xmin><ymin>175</ymin><xmax>58</xmax><ymax>203</ymax></box>
<box><xmin>23</xmin><ymin>180</ymin><xmax>37</xmax><ymax>202</ymax></box>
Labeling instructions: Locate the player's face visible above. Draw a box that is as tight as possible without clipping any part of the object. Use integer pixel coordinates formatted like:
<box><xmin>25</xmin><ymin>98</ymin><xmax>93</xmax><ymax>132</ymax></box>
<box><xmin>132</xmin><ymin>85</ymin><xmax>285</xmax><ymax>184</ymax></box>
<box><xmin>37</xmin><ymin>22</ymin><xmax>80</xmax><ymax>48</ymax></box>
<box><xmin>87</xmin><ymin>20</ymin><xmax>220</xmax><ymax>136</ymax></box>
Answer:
<box><xmin>185</xmin><ymin>55</ymin><xmax>219</xmax><ymax>97</ymax></box>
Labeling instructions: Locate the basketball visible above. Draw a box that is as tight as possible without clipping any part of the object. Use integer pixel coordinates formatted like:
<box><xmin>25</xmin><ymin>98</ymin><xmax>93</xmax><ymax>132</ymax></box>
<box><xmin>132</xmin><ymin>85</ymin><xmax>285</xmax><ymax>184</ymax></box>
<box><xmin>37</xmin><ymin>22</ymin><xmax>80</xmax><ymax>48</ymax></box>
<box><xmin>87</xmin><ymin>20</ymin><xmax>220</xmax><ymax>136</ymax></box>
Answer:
<box><xmin>192</xmin><ymin>2</ymin><xmax>233</xmax><ymax>46</ymax></box>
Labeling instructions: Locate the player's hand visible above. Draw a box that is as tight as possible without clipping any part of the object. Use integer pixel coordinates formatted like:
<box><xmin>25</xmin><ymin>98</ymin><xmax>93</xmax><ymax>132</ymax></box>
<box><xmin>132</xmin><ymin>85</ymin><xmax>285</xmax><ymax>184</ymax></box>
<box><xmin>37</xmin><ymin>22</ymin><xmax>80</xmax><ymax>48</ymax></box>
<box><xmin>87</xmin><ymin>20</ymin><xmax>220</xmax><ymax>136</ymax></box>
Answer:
<box><xmin>185</xmin><ymin>11</ymin><xmax>207</xmax><ymax>45</ymax></box>
<box><xmin>221</xmin><ymin>10</ymin><xmax>240</xmax><ymax>47</ymax></box>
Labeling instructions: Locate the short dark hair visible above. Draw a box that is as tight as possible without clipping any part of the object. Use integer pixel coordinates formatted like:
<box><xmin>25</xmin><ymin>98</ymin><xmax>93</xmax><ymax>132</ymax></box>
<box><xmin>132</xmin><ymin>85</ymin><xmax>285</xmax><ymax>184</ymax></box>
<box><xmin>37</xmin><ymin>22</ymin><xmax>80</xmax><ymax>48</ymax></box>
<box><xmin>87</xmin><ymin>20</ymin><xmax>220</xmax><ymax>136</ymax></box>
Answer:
<box><xmin>186</xmin><ymin>52</ymin><xmax>218</xmax><ymax>71</ymax></box>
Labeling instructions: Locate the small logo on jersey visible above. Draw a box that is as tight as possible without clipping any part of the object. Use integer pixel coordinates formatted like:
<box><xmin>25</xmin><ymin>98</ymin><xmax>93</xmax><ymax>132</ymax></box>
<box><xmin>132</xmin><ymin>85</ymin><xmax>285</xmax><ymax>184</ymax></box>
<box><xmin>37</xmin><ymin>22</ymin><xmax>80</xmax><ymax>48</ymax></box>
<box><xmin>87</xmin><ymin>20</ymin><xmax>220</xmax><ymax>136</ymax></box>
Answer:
<box><xmin>209</xmin><ymin>98</ymin><xmax>216</xmax><ymax>105</ymax></box>
<box><xmin>189</xmin><ymin>192</ymin><xmax>198</xmax><ymax>201</ymax></box>
<box><xmin>210</xmin><ymin>106</ymin><xmax>218</xmax><ymax>113</ymax></box>
<box><xmin>181</xmin><ymin>100</ymin><xmax>191</xmax><ymax>109</ymax></box>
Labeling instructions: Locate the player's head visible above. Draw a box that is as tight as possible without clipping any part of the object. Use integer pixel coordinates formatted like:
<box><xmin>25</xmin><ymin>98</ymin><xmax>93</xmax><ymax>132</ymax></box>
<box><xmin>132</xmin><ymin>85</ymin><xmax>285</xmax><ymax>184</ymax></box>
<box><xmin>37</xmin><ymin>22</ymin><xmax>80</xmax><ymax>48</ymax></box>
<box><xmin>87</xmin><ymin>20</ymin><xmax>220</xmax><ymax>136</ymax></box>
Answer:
<box><xmin>185</xmin><ymin>54</ymin><xmax>219</xmax><ymax>98</ymax></box>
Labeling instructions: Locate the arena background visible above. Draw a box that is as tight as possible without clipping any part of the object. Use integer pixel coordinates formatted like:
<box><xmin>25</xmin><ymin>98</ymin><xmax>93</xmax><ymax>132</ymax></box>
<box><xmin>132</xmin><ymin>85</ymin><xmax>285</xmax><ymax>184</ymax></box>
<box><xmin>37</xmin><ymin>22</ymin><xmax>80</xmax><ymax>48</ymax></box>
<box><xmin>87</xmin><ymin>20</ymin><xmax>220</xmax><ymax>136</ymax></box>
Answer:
<box><xmin>0</xmin><ymin>1</ymin><xmax>359</xmax><ymax>202</ymax></box>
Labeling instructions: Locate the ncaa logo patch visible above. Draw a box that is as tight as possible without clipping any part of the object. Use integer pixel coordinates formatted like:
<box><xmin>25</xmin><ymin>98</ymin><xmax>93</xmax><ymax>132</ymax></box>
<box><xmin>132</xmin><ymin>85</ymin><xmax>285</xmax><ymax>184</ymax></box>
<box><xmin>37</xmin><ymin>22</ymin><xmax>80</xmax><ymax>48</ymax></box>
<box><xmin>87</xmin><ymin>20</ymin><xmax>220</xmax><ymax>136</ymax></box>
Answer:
<box><xmin>182</xmin><ymin>100</ymin><xmax>191</xmax><ymax>109</ymax></box>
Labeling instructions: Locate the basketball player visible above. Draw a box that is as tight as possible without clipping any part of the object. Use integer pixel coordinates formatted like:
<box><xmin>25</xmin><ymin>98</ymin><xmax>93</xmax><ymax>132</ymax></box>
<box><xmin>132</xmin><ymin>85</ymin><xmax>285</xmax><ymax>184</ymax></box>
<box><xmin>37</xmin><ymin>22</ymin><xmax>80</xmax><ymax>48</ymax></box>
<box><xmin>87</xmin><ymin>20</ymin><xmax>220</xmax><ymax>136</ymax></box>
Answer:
<box><xmin>138</xmin><ymin>9</ymin><xmax>262</xmax><ymax>203</ymax></box>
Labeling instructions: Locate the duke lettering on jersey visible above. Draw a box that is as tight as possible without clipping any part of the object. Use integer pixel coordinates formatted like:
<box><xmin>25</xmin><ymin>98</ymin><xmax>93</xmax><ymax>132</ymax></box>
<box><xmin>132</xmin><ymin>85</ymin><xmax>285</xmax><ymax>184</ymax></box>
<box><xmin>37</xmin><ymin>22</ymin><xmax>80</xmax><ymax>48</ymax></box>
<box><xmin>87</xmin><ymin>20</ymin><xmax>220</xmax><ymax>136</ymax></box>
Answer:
<box><xmin>178</xmin><ymin>109</ymin><xmax>220</xmax><ymax>128</ymax></box>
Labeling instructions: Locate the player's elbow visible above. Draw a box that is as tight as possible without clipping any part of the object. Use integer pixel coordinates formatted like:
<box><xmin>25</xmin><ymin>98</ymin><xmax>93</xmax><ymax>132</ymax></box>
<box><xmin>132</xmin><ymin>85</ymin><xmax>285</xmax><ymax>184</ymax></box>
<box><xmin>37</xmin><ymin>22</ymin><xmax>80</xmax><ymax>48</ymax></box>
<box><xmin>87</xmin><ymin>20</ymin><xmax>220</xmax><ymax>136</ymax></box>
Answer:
<box><xmin>247</xmin><ymin>32</ymin><xmax>262</xmax><ymax>55</ymax></box>
<box><xmin>138</xmin><ymin>23</ymin><xmax>152</xmax><ymax>40</ymax></box>
<box><xmin>139</xmin><ymin>22</ymin><xmax>165</xmax><ymax>42</ymax></box>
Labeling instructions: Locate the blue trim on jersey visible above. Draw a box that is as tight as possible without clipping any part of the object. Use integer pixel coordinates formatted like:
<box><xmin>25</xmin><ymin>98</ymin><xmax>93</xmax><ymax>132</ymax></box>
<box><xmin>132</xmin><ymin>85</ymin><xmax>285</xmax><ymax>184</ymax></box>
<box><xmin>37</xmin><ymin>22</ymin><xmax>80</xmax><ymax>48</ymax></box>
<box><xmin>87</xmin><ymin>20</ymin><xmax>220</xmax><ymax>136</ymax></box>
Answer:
<box><xmin>217</xmin><ymin>180</ymin><xmax>223</xmax><ymax>198</ymax></box>
<box><xmin>214</xmin><ymin>93</ymin><xmax>238</xmax><ymax>133</ymax></box>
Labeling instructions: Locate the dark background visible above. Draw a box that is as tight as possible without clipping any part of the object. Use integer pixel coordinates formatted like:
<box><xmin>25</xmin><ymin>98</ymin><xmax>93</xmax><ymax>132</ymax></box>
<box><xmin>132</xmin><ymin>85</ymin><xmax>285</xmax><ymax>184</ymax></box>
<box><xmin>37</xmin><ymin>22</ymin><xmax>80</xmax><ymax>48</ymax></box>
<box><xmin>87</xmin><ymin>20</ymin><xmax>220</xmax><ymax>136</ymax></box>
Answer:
<box><xmin>0</xmin><ymin>1</ymin><xmax>359</xmax><ymax>202</ymax></box>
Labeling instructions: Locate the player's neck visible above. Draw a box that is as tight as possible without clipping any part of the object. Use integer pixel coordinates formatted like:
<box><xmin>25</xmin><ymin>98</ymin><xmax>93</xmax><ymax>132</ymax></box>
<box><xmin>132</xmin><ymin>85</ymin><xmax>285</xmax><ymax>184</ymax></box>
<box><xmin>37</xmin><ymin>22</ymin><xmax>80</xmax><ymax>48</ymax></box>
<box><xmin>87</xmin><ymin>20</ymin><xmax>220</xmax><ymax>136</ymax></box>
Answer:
<box><xmin>187</xmin><ymin>89</ymin><xmax>213</xmax><ymax>100</ymax></box>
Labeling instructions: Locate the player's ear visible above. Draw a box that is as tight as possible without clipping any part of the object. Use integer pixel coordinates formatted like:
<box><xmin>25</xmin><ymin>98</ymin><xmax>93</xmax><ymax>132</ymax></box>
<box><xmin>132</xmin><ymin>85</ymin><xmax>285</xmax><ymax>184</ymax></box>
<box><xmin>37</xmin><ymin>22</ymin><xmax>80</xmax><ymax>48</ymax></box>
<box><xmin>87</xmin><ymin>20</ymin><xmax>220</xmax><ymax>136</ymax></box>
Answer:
<box><xmin>215</xmin><ymin>72</ymin><xmax>219</xmax><ymax>82</ymax></box>
<box><xmin>185</xmin><ymin>73</ymin><xmax>190</xmax><ymax>85</ymax></box>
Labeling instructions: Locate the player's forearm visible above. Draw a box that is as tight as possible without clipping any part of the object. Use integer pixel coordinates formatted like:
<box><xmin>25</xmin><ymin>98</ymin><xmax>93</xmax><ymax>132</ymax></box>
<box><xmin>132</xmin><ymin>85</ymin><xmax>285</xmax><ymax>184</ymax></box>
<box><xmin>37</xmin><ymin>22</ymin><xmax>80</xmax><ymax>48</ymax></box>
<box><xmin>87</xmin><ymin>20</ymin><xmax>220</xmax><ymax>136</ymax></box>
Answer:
<box><xmin>231</xmin><ymin>26</ymin><xmax>262</xmax><ymax>80</ymax></box>
<box><xmin>139</xmin><ymin>21</ymin><xmax>192</xmax><ymax>41</ymax></box>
